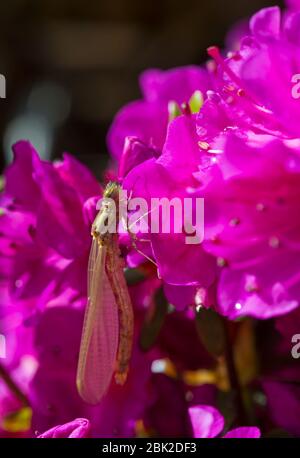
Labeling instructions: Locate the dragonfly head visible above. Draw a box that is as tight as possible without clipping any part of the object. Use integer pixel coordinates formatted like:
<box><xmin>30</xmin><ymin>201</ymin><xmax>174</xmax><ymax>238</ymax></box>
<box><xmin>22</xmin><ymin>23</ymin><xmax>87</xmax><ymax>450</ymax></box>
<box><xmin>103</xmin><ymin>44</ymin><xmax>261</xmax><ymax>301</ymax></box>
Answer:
<box><xmin>91</xmin><ymin>182</ymin><xmax>121</xmax><ymax>241</ymax></box>
<box><xmin>103</xmin><ymin>181</ymin><xmax>121</xmax><ymax>200</ymax></box>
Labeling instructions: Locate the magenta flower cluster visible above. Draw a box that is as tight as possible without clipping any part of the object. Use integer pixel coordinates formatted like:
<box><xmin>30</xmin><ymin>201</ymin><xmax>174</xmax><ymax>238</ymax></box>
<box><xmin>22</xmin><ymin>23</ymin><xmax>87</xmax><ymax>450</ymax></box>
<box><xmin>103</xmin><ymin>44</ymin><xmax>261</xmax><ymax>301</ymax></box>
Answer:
<box><xmin>1</xmin><ymin>2</ymin><xmax>300</xmax><ymax>438</ymax></box>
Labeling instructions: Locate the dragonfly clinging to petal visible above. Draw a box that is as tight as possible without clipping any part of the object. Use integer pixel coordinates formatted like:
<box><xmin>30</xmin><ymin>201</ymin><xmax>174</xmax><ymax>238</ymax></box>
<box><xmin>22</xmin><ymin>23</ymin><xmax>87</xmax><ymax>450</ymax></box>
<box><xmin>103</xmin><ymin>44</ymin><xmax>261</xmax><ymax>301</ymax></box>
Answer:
<box><xmin>76</xmin><ymin>182</ymin><xmax>134</xmax><ymax>404</ymax></box>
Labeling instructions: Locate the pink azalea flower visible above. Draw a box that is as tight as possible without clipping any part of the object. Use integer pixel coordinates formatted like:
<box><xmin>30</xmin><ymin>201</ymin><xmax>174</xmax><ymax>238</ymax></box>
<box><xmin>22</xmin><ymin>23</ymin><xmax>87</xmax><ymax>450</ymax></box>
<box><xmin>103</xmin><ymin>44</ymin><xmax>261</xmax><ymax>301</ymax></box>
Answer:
<box><xmin>0</xmin><ymin>141</ymin><xmax>100</xmax><ymax>370</ymax></box>
<box><xmin>1</xmin><ymin>142</ymin><xmax>219</xmax><ymax>438</ymax></box>
<box><xmin>205</xmin><ymin>7</ymin><xmax>300</xmax><ymax>139</ymax></box>
<box><xmin>38</xmin><ymin>418</ymin><xmax>91</xmax><ymax>438</ymax></box>
<box><xmin>0</xmin><ymin>142</ymin><xmax>155</xmax><ymax>437</ymax></box>
<box><xmin>116</xmin><ymin>6</ymin><xmax>300</xmax><ymax>321</ymax></box>
<box><xmin>107</xmin><ymin>66</ymin><xmax>211</xmax><ymax>159</ymax></box>
<box><xmin>189</xmin><ymin>405</ymin><xmax>260</xmax><ymax>438</ymax></box>
<box><xmin>122</xmin><ymin>113</ymin><xmax>217</xmax><ymax>295</ymax></box>
<box><xmin>202</xmin><ymin>133</ymin><xmax>300</xmax><ymax>319</ymax></box>
<box><xmin>3</xmin><ymin>2</ymin><xmax>300</xmax><ymax>439</ymax></box>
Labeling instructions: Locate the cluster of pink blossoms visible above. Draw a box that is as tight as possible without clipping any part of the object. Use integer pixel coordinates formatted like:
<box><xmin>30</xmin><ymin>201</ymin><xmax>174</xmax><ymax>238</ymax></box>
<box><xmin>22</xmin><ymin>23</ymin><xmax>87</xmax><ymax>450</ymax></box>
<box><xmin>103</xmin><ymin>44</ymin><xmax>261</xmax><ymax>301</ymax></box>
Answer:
<box><xmin>1</xmin><ymin>2</ymin><xmax>300</xmax><ymax>438</ymax></box>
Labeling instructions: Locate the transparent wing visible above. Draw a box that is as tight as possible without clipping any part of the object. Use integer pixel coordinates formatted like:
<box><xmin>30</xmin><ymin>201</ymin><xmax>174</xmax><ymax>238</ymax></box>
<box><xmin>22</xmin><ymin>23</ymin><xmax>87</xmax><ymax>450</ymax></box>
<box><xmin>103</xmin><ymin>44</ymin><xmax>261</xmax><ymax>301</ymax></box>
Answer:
<box><xmin>76</xmin><ymin>238</ymin><xmax>119</xmax><ymax>404</ymax></box>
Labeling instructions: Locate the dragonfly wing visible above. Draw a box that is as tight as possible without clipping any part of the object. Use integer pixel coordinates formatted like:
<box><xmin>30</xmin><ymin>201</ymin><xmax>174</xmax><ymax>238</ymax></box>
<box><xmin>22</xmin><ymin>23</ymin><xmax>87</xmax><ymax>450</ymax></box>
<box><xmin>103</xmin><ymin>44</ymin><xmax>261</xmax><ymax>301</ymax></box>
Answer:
<box><xmin>77</xmin><ymin>239</ymin><xmax>119</xmax><ymax>404</ymax></box>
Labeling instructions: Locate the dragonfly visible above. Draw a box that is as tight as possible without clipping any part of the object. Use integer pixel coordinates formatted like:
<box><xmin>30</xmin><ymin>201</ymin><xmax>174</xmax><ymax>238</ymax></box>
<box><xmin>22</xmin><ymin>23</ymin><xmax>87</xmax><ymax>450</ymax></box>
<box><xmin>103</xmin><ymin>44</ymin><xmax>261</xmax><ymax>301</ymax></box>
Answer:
<box><xmin>76</xmin><ymin>182</ymin><xmax>134</xmax><ymax>404</ymax></box>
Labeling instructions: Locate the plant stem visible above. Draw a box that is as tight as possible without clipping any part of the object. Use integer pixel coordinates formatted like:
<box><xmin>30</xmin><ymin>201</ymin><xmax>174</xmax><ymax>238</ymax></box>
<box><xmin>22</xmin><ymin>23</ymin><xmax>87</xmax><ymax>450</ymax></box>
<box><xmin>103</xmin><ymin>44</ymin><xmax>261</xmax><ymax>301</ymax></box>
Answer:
<box><xmin>0</xmin><ymin>362</ymin><xmax>30</xmax><ymax>407</ymax></box>
<box><xmin>223</xmin><ymin>320</ymin><xmax>248</xmax><ymax>425</ymax></box>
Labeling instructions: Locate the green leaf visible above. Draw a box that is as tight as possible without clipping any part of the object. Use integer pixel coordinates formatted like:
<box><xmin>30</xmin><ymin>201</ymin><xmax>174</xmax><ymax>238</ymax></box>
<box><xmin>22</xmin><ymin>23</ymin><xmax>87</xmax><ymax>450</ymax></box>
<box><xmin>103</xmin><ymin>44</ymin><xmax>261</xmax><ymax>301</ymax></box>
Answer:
<box><xmin>124</xmin><ymin>268</ymin><xmax>146</xmax><ymax>286</ymax></box>
<box><xmin>217</xmin><ymin>390</ymin><xmax>236</xmax><ymax>431</ymax></box>
<box><xmin>168</xmin><ymin>100</ymin><xmax>181</xmax><ymax>122</ymax></box>
<box><xmin>0</xmin><ymin>176</ymin><xmax>5</xmax><ymax>192</ymax></box>
<box><xmin>195</xmin><ymin>307</ymin><xmax>226</xmax><ymax>357</ymax></box>
<box><xmin>1</xmin><ymin>407</ymin><xmax>32</xmax><ymax>433</ymax></box>
<box><xmin>139</xmin><ymin>287</ymin><xmax>169</xmax><ymax>351</ymax></box>
<box><xmin>189</xmin><ymin>90</ymin><xmax>204</xmax><ymax>113</ymax></box>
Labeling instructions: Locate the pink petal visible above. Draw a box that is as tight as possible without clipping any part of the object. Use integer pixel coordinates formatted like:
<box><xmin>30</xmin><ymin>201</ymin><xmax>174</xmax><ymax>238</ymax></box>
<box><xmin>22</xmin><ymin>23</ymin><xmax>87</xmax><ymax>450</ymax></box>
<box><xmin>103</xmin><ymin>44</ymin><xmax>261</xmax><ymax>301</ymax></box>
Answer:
<box><xmin>224</xmin><ymin>427</ymin><xmax>261</xmax><ymax>438</ymax></box>
<box><xmin>38</xmin><ymin>418</ymin><xmax>90</xmax><ymax>438</ymax></box>
<box><xmin>249</xmin><ymin>7</ymin><xmax>281</xmax><ymax>41</ymax></box>
<box><xmin>188</xmin><ymin>405</ymin><xmax>224</xmax><ymax>438</ymax></box>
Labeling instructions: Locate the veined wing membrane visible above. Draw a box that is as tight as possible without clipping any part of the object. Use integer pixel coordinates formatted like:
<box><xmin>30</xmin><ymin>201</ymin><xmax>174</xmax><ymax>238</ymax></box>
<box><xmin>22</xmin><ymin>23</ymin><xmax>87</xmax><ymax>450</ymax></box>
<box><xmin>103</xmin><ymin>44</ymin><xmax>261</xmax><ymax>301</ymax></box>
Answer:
<box><xmin>76</xmin><ymin>238</ymin><xmax>119</xmax><ymax>404</ymax></box>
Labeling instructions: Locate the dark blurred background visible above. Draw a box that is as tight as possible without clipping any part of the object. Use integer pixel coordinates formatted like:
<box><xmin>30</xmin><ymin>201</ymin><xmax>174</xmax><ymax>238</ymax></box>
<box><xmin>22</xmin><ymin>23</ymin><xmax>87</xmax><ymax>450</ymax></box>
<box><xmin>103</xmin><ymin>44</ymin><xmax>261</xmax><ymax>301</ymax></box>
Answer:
<box><xmin>0</xmin><ymin>0</ymin><xmax>283</xmax><ymax>179</ymax></box>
